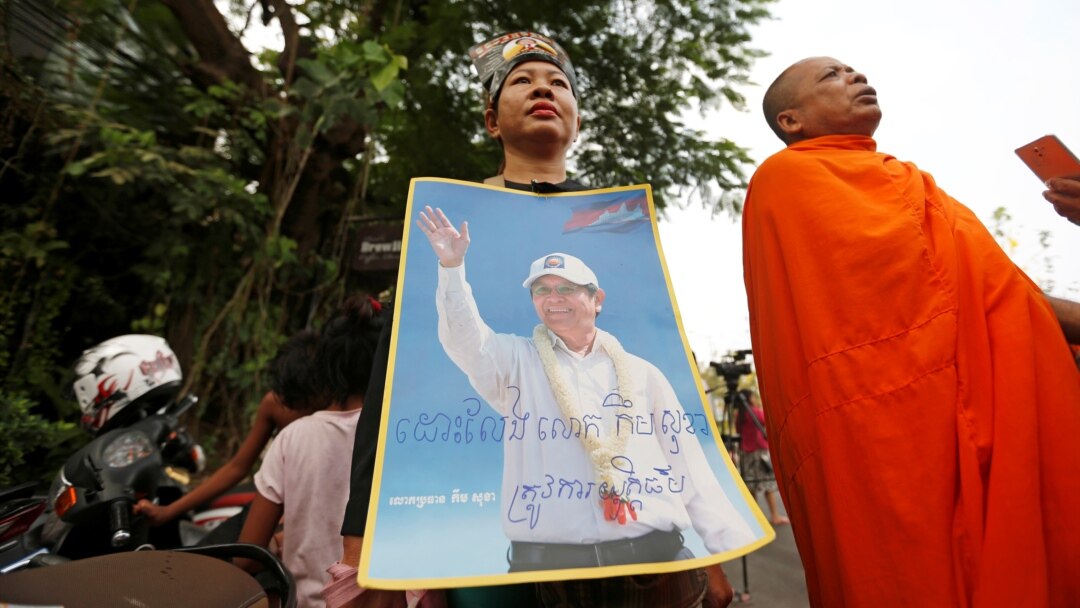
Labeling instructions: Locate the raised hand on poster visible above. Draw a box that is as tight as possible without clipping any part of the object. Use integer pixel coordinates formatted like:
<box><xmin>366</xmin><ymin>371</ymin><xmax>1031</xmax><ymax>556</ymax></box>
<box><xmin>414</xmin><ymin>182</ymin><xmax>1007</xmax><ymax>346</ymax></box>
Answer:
<box><xmin>416</xmin><ymin>205</ymin><xmax>470</xmax><ymax>267</ymax></box>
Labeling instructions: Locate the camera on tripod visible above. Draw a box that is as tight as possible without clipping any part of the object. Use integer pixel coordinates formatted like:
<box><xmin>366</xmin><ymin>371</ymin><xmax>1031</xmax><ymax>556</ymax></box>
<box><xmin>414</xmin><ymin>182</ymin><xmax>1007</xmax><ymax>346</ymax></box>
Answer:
<box><xmin>709</xmin><ymin>349</ymin><xmax>756</xmax><ymax>451</ymax></box>
<box><xmin>710</xmin><ymin>349</ymin><xmax>753</xmax><ymax>383</ymax></box>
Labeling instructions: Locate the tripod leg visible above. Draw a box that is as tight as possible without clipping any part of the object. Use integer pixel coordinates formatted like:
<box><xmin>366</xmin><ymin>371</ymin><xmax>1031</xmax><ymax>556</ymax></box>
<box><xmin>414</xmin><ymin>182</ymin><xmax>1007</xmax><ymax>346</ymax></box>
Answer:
<box><xmin>740</xmin><ymin>554</ymin><xmax>751</xmax><ymax>602</ymax></box>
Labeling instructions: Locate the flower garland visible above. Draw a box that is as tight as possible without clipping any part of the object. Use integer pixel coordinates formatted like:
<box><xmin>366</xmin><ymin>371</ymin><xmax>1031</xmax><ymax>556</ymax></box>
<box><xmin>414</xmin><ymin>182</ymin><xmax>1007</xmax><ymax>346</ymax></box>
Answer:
<box><xmin>533</xmin><ymin>324</ymin><xmax>639</xmax><ymax>524</ymax></box>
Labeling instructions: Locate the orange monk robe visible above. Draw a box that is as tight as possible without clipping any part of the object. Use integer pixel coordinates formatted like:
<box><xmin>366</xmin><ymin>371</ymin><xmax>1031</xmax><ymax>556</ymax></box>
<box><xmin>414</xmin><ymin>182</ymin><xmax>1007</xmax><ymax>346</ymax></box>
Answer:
<box><xmin>742</xmin><ymin>135</ymin><xmax>1080</xmax><ymax>607</ymax></box>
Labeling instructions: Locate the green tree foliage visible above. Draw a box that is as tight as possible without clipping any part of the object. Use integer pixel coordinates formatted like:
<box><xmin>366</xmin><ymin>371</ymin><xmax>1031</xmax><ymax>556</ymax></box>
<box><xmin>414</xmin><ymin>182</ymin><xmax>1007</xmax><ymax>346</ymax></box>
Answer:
<box><xmin>0</xmin><ymin>0</ymin><xmax>771</xmax><ymax>484</ymax></box>
<box><xmin>0</xmin><ymin>391</ymin><xmax>80</xmax><ymax>486</ymax></box>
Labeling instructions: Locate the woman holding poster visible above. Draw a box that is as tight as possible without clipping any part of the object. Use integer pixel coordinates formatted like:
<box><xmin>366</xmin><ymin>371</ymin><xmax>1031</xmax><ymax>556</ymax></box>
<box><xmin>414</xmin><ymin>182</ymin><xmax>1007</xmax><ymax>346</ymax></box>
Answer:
<box><xmin>331</xmin><ymin>31</ymin><xmax>767</xmax><ymax>608</ymax></box>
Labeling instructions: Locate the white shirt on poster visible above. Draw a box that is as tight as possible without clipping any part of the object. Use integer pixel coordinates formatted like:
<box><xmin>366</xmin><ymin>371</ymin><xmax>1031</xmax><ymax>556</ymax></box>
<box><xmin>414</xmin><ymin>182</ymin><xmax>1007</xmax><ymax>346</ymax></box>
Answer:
<box><xmin>435</xmin><ymin>263</ymin><xmax>755</xmax><ymax>553</ymax></box>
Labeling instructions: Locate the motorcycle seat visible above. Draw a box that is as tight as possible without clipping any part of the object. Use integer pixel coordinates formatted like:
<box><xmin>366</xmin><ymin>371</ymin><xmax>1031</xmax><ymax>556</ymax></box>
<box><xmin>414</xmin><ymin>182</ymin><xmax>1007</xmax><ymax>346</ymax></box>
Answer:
<box><xmin>0</xmin><ymin>549</ymin><xmax>270</xmax><ymax>607</ymax></box>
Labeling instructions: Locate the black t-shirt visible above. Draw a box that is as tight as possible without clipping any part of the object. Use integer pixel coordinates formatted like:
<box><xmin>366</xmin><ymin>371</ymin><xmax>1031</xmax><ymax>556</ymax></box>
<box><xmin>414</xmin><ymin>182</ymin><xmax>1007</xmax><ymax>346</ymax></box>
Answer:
<box><xmin>502</xmin><ymin>178</ymin><xmax>589</xmax><ymax>193</ymax></box>
<box><xmin>340</xmin><ymin>178</ymin><xmax>589</xmax><ymax>535</ymax></box>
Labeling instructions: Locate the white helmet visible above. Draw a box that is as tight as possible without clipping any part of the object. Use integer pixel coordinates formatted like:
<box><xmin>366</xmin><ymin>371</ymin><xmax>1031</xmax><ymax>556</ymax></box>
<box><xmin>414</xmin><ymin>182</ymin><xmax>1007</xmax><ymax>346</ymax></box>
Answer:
<box><xmin>72</xmin><ymin>334</ymin><xmax>183</xmax><ymax>434</ymax></box>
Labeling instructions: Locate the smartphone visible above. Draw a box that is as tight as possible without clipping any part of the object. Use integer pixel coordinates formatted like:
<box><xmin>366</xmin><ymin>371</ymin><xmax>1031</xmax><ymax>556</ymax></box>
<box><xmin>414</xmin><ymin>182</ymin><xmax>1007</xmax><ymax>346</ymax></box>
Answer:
<box><xmin>1014</xmin><ymin>134</ymin><xmax>1080</xmax><ymax>183</ymax></box>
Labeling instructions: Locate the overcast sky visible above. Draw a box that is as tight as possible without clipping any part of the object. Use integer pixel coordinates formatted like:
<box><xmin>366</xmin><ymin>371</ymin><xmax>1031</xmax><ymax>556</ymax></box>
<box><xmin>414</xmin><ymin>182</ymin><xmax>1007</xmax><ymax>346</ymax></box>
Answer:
<box><xmin>660</xmin><ymin>0</ymin><xmax>1080</xmax><ymax>362</ymax></box>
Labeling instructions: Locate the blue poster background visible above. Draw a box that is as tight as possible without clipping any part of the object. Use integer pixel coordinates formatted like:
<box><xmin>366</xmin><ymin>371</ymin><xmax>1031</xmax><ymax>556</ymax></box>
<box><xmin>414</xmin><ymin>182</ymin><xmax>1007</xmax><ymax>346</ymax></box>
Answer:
<box><xmin>364</xmin><ymin>179</ymin><xmax>767</xmax><ymax>583</ymax></box>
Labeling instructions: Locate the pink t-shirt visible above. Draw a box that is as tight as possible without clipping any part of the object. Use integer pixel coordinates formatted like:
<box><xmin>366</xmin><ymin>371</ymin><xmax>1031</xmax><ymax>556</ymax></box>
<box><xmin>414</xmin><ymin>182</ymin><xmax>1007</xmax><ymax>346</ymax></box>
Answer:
<box><xmin>255</xmin><ymin>408</ymin><xmax>361</xmax><ymax>608</ymax></box>
<box><xmin>737</xmin><ymin>404</ymin><xmax>769</xmax><ymax>453</ymax></box>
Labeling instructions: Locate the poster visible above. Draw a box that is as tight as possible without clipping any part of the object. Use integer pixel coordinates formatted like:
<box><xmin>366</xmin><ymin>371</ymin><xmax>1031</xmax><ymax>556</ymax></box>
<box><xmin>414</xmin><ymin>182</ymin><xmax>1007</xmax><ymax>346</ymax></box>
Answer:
<box><xmin>358</xmin><ymin>178</ymin><xmax>773</xmax><ymax>589</ymax></box>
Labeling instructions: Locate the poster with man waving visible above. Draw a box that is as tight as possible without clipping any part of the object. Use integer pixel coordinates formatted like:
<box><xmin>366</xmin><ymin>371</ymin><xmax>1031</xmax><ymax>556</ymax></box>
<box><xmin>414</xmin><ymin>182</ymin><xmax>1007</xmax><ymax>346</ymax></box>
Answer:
<box><xmin>358</xmin><ymin>178</ymin><xmax>773</xmax><ymax>589</ymax></box>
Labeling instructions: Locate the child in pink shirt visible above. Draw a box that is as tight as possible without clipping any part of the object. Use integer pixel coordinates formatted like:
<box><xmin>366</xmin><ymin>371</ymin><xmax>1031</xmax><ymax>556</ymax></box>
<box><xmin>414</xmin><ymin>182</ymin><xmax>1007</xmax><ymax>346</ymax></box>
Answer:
<box><xmin>238</xmin><ymin>297</ymin><xmax>381</xmax><ymax>608</ymax></box>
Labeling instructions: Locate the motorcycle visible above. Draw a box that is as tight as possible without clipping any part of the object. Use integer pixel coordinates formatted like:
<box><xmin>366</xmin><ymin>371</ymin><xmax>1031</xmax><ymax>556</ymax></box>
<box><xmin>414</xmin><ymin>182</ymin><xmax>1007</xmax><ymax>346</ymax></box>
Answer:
<box><xmin>45</xmin><ymin>392</ymin><xmax>205</xmax><ymax>558</ymax></box>
<box><xmin>0</xmin><ymin>394</ymin><xmax>297</xmax><ymax>605</ymax></box>
<box><xmin>0</xmin><ymin>333</ymin><xmax>295</xmax><ymax>606</ymax></box>
<box><xmin>0</xmin><ymin>482</ymin><xmax>48</xmax><ymax>572</ymax></box>
<box><xmin>182</xmin><ymin>482</ymin><xmax>259</xmax><ymax>547</ymax></box>
<box><xmin>0</xmin><ymin>392</ymin><xmax>206</xmax><ymax>570</ymax></box>
<box><xmin>0</xmin><ymin>332</ymin><xmax>309</xmax><ymax>607</ymax></box>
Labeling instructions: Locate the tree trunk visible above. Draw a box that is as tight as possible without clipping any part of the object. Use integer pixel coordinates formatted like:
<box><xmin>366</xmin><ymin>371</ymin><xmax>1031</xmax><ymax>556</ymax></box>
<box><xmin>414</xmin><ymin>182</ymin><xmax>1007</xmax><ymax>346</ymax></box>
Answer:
<box><xmin>159</xmin><ymin>0</ymin><xmax>264</xmax><ymax>93</ymax></box>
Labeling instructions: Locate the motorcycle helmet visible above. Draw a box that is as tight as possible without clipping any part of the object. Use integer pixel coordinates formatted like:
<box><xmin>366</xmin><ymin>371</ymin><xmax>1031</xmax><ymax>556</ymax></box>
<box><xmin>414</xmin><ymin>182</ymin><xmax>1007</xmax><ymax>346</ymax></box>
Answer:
<box><xmin>72</xmin><ymin>334</ymin><xmax>183</xmax><ymax>434</ymax></box>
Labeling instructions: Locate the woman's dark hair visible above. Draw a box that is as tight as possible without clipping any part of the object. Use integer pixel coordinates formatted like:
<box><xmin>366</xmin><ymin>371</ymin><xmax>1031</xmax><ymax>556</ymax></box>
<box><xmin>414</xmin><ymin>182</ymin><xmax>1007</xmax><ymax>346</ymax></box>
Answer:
<box><xmin>315</xmin><ymin>294</ymin><xmax>384</xmax><ymax>406</ymax></box>
<box><xmin>268</xmin><ymin>330</ymin><xmax>320</xmax><ymax>411</ymax></box>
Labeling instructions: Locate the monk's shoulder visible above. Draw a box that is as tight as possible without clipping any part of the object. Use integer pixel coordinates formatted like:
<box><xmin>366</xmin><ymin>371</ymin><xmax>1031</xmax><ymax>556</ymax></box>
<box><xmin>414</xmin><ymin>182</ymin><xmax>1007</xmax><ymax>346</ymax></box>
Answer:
<box><xmin>754</xmin><ymin>147</ymin><xmax>810</xmax><ymax>178</ymax></box>
<box><xmin>746</xmin><ymin>148</ymin><xmax>828</xmax><ymax>213</ymax></box>
<box><xmin>751</xmin><ymin>147</ymin><xmax>837</xmax><ymax>188</ymax></box>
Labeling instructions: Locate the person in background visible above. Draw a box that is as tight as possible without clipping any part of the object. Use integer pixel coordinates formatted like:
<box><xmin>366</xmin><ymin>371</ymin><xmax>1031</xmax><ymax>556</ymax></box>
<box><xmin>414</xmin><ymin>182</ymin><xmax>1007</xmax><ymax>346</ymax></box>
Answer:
<box><xmin>134</xmin><ymin>331</ymin><xmax>318</xmax><ymax>539</ymax></box>
<box><xmin>734</xmin><ymin>390</ymin><xmax>786</xmax><ymax>527</ymax></box>
<box><xmin>238</xmin><ymin>296</ymin><xmax>382</xmax><ymax>608</ymax></box>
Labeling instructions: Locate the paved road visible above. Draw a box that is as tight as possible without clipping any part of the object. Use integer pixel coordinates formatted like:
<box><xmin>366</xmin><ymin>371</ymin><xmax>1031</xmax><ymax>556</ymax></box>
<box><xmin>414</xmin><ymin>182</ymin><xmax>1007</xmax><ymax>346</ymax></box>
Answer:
<box><xmin>722</xmin><ymin>495</ymin><xmax>809</xmax><ymax>607</ymax></box>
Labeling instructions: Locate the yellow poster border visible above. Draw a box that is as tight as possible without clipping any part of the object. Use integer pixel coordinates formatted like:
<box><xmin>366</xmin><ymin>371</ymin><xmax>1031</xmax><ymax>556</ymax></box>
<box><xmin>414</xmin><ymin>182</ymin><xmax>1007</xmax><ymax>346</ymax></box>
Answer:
<box><xmin>358</xmin><ymin>177</ymin><xmax>774</xmax><ymax>590</ymax></box>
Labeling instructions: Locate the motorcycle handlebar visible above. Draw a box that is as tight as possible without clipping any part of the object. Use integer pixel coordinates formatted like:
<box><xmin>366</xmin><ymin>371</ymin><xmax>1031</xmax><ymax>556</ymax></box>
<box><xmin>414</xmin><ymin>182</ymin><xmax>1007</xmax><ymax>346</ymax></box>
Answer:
<box><xmin>109</xmin><ymin>499</ymin><xmax>133</xmax><ymax>548</ymax></box>
<box><xmin>164</xmin><ymin>394</ymin><xmax>198</xmax><ymax>420</ymax></box>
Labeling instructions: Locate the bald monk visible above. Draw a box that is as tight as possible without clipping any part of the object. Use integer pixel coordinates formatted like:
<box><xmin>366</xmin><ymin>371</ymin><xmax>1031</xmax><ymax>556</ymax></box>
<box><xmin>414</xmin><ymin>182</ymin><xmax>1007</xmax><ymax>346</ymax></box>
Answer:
<box><xmin>741</xmin><ymin>56</ymin><xmax>1080</xmax><ymax>607</ymax></box>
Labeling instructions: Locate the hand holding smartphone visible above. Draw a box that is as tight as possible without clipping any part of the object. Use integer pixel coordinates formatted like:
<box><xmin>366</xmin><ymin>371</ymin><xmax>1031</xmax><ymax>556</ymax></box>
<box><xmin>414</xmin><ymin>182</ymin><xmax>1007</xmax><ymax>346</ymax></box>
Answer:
<box><xmin>1019</xmin><ymin>135</ymin><xmax>1080</xmax><ymax>226</ymax></box>
<box><xmin>1014</xmin><ymin>135</ymin><xmax>1080</xmax><ymax>183</ymax></box>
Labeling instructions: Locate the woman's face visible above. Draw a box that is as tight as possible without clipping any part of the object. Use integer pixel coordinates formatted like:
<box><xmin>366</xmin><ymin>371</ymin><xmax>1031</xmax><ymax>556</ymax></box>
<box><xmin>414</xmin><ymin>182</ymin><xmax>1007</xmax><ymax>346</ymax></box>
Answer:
<box><xmin>485</xmin><ymin>61</ymin><xmax>580</xmax><ymax>150</ymax></box>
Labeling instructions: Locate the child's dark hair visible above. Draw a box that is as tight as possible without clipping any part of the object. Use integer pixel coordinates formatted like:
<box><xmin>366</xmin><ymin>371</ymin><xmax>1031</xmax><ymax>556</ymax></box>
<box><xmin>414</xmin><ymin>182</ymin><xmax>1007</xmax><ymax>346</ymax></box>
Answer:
<box><xmin>268</xmin><ymin>330</ymin><xmax>320</xmax><ymax>411</ymax></box>
<box><xmin>315</xmin><ymin>294</ymin><xmax>383</xmax><ymax>406</ymax></box>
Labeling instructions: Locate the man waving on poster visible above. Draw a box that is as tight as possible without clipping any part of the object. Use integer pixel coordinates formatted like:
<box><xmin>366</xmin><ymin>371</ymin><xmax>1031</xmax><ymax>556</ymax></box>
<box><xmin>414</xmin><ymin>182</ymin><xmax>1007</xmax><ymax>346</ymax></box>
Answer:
<box><xmin>415</xmin><ymin>205</ymin><xmax>756</xmax><ymax>572</ymax></box>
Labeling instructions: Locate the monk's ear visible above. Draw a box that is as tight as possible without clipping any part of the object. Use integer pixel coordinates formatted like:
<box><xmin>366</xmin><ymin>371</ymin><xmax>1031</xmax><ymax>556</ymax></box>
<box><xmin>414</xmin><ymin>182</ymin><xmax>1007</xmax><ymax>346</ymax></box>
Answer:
<box><xmin>776</xmin><ymin>109</ymin><xmax>803</xmax><ymax>140</ymax></box>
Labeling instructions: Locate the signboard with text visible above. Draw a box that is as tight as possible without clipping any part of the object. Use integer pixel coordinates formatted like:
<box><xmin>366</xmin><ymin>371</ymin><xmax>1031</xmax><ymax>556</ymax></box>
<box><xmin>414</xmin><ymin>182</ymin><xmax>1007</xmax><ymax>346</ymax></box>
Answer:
<box><xmin>351</xmin><ymin>222</ymin><xmax>404</xmax><ymax>272</ymax></box>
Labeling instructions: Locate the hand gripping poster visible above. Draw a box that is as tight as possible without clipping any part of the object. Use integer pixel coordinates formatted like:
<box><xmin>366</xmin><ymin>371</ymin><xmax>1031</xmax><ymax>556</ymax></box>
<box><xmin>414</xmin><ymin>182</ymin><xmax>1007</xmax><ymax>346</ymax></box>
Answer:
<box><xmin>358</xmin><ymin>178</ymin><xmax>773</xmax><ymax>589</ymax></box>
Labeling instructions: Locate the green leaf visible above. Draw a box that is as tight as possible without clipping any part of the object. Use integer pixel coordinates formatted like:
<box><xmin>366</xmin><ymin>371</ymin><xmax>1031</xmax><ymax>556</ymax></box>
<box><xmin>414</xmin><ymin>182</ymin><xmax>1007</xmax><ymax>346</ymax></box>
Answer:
<box><xmin>292</xmin><ymin>77</ymin><xmax>319</xmax><ymax>100</ymax></box>
<box><xmin>340</xmin><ymin>97</ymin><xmax>374</xmax><ymax>125</ymax></box>
<box><xmin>65</xmin><ymin>161</ymin><xmax>89</xmax><ymax>177</ymax></box>
<box><xmin>371</xmin><ymin>62</ymin><xmax>400</xmax><ymax>92</ymax></box>
<box><xmin>378</xmin><ymin>80</ymin><xmax>405</xmax><ymax>108</ymax></box>
<box><xmin>362</xmin><ymin>40</ymin><xmax>387</xmax><ymax>63</ymax></box>
<box><xmin>297</xmin><ymin>58</ymin><xmax>336</xmax><ymax>86</ymax></box>
<box><xmin>267</xmin><ymin>236</ymin><xmax>299</xmax><ymax>268</ymax></box>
